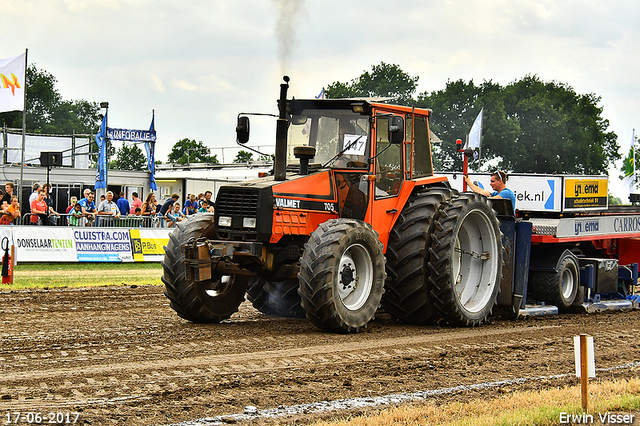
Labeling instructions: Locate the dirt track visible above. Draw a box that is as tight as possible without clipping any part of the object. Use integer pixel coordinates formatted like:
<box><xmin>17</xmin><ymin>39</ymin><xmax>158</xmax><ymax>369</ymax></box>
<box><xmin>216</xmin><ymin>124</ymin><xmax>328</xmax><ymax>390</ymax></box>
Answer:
<box><xmin>1</xmin><ymin>284</ymin><xmax>640</xmax><ymax>425</ymax></box>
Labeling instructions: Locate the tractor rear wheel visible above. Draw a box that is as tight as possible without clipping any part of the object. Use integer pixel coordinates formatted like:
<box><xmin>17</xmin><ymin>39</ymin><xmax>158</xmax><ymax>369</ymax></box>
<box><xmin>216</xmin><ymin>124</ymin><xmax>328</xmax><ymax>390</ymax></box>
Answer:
<box><xmin>162</xmin><ymin>213</ymin><xmax>248</xmax><ymax>323</ymax></box>
<box><xmin>247</xmin><ymin>277</ymin><xmax>305</xmax><ymax>317</ymax></box>
<box><xmin>298</xmin><ymin>219</ymin><xmax>386</xmax><ymax>333</ymax></box>
<box><xmin>428</xmin><ymin>193</ymin><xmax>503</xmax><ymax>326</ymax></box>
<box><xmin>246</xmin><ymin>278</ymin><xmax>279</xmax><ymax>315</ymax></box>
<box><xmin>383</xmin><ymin>188</ymin><xmax>453</xmax><ymax>324</ymax></box>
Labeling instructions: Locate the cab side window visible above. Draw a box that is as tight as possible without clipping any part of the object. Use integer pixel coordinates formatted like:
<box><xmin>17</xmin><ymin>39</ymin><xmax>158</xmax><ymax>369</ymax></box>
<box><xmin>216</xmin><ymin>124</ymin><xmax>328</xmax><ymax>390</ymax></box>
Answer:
<box><xmin>413</xmin><ymin>116</ymin><xmax>433</xmax><ymax>178</ymax></box>
<box><xmin>375</xmin><ymin>117</ymin><xmax>403</xmax><ymax>197</ymax></box>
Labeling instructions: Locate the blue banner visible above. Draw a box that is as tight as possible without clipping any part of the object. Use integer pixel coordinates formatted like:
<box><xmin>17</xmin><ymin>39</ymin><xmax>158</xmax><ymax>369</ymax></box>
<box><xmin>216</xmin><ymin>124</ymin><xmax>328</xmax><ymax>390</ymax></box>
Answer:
<box><xmin>108</xmin><ymin>128</ymin><xmax>157</xmax><ymax>142</ymax></box>
<box><xmin>145</xmin><ymin>113</ymin><xmax>156</xmax><ymax>191</ymax></box>
<box><xmin>95</xmin><ymin>114</ymin><xmax>107</xmax><ymax>189</ymax></box>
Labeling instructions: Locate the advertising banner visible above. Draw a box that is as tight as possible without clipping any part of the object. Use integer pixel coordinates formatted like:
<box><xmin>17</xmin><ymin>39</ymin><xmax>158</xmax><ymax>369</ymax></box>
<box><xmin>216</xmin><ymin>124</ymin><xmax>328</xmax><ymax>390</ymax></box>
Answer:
<box><xmin>73</xmin><ymin>229</ymin><xmax>134</xmax><ymax>262</ymax></box>
<box><xmin>9</xmin><ymin>227</ymin><xmax>170</xmax><ymax>263</ymax></box>
<box><xmin>563</xmin><ymin>177</ymin><xmax>608</xmax><ymax>211</ymax></box>
<box><xmin>130</xmin><ymin>229</ymin><xmax>170</xmax><ymax>262</ymax></box>
<box><xmin>442</xmin><ymin>173</ymin><xmax>562</xmax><ymax>212</ymax></box>
<box><xmin>13</xmin><ymin>227</ymin><xmax>77</xmax><ymax>262</ymax></box>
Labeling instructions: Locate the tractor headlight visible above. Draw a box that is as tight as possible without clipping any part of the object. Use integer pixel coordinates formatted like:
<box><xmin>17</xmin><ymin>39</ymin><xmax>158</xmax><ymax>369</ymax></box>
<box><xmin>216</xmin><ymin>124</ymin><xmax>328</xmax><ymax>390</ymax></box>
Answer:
<box><xmin>243</xmin><ymin>217</ymin><xmax>257</xmax><ymax>228</ymax></box>
<box><xmin>218</xmin><ymin>216</ymin><xmax>232</xmax><ymax>227</ymax></box>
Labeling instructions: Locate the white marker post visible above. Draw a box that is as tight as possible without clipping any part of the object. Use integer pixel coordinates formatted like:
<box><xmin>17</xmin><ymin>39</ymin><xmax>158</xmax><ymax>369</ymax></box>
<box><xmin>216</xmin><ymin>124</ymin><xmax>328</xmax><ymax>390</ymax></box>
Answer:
<box><xmin>574</xmin><ymin>334</ymin><xmax>595</xmax><ymax>410</ymax></box>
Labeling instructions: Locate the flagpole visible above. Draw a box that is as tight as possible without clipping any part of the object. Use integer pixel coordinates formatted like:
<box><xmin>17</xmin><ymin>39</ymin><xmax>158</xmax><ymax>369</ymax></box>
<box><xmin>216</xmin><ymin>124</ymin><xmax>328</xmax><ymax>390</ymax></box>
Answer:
<box><xmin>634</xmin><ymin>129</ymin><xmax>636</xmax><ymax>190</ymax></box>
<box><xmin>18</xmin><ymin>48</ymin><xmax>27</xmax><ymax>202</ymax></box>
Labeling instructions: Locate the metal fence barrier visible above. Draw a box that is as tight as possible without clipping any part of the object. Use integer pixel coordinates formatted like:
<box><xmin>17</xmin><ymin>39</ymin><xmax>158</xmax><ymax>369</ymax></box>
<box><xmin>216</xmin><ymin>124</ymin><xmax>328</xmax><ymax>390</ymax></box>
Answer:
<box><xmin>5</xmin><ymin>213</ymin><xmax>189</xmax><ymax>228</ymax></box>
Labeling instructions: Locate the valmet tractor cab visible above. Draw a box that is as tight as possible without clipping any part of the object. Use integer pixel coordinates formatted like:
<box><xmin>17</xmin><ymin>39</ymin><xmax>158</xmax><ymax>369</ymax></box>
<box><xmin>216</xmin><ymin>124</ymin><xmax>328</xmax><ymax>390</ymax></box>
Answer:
<box><xmin>161</xmin><ymin>76</ymin><xmax>506</xmax><ymax>333</ymax></box>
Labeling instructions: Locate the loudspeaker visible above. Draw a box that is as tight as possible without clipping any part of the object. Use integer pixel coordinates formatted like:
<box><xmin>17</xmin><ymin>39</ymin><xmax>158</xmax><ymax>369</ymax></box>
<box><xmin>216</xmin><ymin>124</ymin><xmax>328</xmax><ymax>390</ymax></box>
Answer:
<box><xmin>40</xmin><ymin>151</ymin><xmax>63</xmax><ymax>167</ymax></box>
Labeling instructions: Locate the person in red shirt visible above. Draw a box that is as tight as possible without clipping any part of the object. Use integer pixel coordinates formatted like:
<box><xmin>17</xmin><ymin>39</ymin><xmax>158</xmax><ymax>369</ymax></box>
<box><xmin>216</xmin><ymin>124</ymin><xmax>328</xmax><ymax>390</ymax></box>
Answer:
<box><xmin>0</xmin><ymin>196</ymin><xmax>20</xmax><ymax>225</ymax></box>
<box><xmin>130</xmin><ymin>192</ymin><xmax>142</xmax><ymax>215</ymax></box>
<box><xmin>30</xmin><ymin>189</ymin><xmax>48</xmax><ymax>225</ymax></box>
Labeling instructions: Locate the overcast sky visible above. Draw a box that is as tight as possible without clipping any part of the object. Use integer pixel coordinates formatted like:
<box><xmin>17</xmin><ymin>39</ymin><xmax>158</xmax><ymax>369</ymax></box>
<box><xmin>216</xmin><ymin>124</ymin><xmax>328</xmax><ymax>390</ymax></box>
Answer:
<box><xmin>3</xmin><ymin>0</ymin><xmax>639</xmax><ymax>197</ymax></box>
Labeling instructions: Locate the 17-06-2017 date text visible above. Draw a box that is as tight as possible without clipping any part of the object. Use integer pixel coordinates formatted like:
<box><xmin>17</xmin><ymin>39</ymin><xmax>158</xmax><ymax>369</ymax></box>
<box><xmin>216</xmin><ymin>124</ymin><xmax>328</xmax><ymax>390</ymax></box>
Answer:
<box><xmin>4</xmin><ymin>412</ymin><xmax>80</xmax><ymax>424</ymax></box>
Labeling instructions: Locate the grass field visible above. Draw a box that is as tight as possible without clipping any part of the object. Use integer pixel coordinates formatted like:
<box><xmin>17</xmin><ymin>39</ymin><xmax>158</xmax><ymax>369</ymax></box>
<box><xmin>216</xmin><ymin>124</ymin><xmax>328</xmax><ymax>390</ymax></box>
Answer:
<box><xmin>312</xmin><ymin>379</ymin><xmax>640</xmax><ymax>426</ymax></box>
<box><xmin>5</xmin><ymin>262</ymin><xmax>163</xmax><ymax>289</ymax></box>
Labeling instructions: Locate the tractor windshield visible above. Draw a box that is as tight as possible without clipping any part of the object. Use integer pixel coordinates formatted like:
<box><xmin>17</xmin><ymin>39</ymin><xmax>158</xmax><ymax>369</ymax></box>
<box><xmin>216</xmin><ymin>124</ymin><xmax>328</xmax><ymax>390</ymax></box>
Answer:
<box><xmin>287</xmin><ymin>110</ymin><xmax>370</xmax><ymax>169</ymax></box>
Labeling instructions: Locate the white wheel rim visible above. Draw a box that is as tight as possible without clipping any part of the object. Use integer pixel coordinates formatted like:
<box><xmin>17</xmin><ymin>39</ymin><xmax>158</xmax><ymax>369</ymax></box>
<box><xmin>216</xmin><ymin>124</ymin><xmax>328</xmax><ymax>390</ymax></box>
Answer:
<box><xmin>452</xmin><ymin>209</ymin><xmax>500</xmax><ymax>314</ymax></box>
<box><xmin>561</xmin><ymin>268</ymin><xmax>575</xmax><ymax>299</ymax></box>
<box><xmin>205</xmin><ymin>275</ymin><xmax>230</xmax><ymax>297</ymax></box>
<box><xmin>337</xmin><ymin>243</ymin><xmax>373</xmax><ymax>311</ymax></box>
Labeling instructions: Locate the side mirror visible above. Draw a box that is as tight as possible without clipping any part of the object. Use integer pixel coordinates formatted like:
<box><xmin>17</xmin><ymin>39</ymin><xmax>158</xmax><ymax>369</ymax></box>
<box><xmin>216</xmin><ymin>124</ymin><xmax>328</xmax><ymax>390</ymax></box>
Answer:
<box><xmin>388</xmin><ymin>116</ymin><xmax>404</xmax><ymax>144</ymax></box>
<box><xmin>236</xmin><ymin>116</ymin><xmax>250</xmax><ymax>144</ymax></box>
<box><xmin>290</xmin><ymin>115</ymin><xmax>308</xmax><ymax>126</ymax></box>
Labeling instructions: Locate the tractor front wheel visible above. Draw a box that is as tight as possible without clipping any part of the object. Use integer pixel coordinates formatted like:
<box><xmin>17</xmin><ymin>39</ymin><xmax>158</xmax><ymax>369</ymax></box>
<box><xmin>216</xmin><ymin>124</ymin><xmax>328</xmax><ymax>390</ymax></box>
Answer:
<box><xmin>298</xmin><ymin>219</ymin><xmax>386</xmax><ymax>333</ymax></box>
<box><xmin>162</xmin><ymin>213</ymin><xmax>248</xmax><ymax>323</ymax></box>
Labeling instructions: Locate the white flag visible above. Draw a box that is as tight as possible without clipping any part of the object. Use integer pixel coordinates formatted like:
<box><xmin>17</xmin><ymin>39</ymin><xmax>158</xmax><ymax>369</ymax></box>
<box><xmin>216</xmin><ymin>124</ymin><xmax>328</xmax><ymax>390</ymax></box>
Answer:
<box><xmin>0</xmin><ymin>53</ymin><xmax>26</xmax><ymax>113</ymax></box>
<box><xmin>623</xmin><ymin>129</ymin><xmax>636</xmax><ymax>197</ymax></box>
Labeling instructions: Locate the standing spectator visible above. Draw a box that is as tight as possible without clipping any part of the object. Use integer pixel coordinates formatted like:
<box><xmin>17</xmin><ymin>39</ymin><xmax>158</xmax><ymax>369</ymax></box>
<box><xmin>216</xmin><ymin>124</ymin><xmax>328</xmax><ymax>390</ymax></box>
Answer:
<box><xmin>42</xmin><ymin>183</ymin><xmax>60</xmax><ymax>225</ymax></box>
<box><xmin>99</xmin><ymin>194</ymin><xmax>105</xmax><ymax>203</ymax></box>
<box><xmin>66</xmin><ymin>197</ymin><xmax>78</xmax><ymax>214</ymax></box>
<box><xmin>1</xmin><ymin>182</ymin><xmax>15</xmax><ymax>209</ymax></box>
<box><xmin>166</xmin><ymin>202</ymin><xmax>185</xmax><ymax>228</ymax></box>
<box><xmin>117</xmin><ymin>191</ymin><xmax>130</xmax><ymax>217</ymax></box>
<box><xmin>0</xmin><ymin>196</ymin><xmax>20</xmax><ymax>225</ymax></box>
<box><xmin>159</xmin><ymin>193</ymin><xmax>179</xmax><ymax>217</ymax></box>
<box><xmin>159</xmin><ymin>193</ymin><xmax>179</xmax><ymax>227</ymax></box>
<box><xmin>69</xmin><ymin>203</ymin><xmax>84</xmax><ymax>226</ymax></box>
<box><xmin>183</xmin><ymin>194</ymin><xmax>198</xmax><ymax>216</ymax></box>
<box><xmin>28</xmin><ymin>182</ymin><xmax>42</xmax><ymax>211</ymax></box>
<box><xmin>204</xmin><ymin>190</ymin><xmax>213</xmax><ymax>205</ymax></box>
<box><xmin>198</xmin><ymin>200</ymin><xmax>213</xmax><ymax>213</ymax></box>
<box><xmin>140</xmin><ymin>193</ymin><xmax>157</xmax><ymax>216</ymax></box>
<box><xmin>130</xmin><ymin>192</ymin><xmax>142</xmax><ymax>214</ymax></box>
<box><xmin>30</xmin><ymin>189</ymin><xmax>48</xmax><ymax>225</ymax></box>
<box><xmin>96</xmin><ymin>190</ymin><xmax>120</xmax><ymax>226</ymax></box>
<box><xmin>78</xmin><ymin>192</ymin><xmax>97</xmax><ymax>226</ymax></box>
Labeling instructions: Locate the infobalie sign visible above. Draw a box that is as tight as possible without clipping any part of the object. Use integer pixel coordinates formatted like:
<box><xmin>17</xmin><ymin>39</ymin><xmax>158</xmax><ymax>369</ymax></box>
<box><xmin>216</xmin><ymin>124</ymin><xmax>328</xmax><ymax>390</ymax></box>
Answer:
<box><xmin>107</xmin><ymin>128</ymin><xmax>156</xmax><ymax>142</ymax></box>
<box><xmin>9</xmin><ymin>227</ymin><xmax>170</xmax><ymax>263</ymax></box>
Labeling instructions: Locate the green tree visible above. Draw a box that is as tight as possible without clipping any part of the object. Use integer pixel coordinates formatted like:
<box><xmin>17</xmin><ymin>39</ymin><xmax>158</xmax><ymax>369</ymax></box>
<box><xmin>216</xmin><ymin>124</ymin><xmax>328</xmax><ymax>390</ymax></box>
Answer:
<box><xmin>0</xmin><ymin>64</ymin><xmax>100</xmax><ymax>134</ymax></box>
<box><xmin>112</xmin><ymin>144</ymin><xmax>147</xmax><ymax>171</ymax></box>
<box><xmin>418</xmin><ymin>75</ymin><xmax>618</xmax><ymax>174</ymax></box>
<box><xmin>167</xmin><ymin>138</ymin><xmax>218</xmax><ymax>165</ymax></box>
<box><xmin>234</xmin><ymin>150</ymin><xmax>254</xmax><ymax>163</ymax></box>
<box><xmin>325</xmin><ymin>62</ymin><xmax>419</xmax><ymax>105</ymax></box>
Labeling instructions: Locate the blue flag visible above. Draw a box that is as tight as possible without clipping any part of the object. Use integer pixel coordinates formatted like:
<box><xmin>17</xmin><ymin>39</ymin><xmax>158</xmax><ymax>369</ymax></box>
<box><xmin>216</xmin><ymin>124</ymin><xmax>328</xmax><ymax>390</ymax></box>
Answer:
<box><xmin>95</xmin><ymin>114</ymin><xmax>107</xmax><ymax>189</ymax></box>
<box><xmin>145</xmin><ymin>112</ymin><xmax>157</xmax><ymax>191</ymax></box>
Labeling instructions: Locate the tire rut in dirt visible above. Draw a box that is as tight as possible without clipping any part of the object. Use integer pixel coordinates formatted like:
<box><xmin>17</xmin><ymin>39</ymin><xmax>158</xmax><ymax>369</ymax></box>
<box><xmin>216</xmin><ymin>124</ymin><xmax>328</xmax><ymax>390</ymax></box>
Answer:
<box><xmin>428</xmin><ymin>192</ymin><xmax>503</xmax><ymax>326</ymax></box>
<box><xmin>162</xmin><ymin>213</ymin><xmax>248</xmax><ymax>323</ymax></box>
<box><xmin>383</xmin><ymin>187</ymin><xmax>453</xmax><ymax>324</ymax></box>
<box><xmin>298</xmin><ymin>219</ymin><xmax>386</xmax><ymax>333</ymax></box>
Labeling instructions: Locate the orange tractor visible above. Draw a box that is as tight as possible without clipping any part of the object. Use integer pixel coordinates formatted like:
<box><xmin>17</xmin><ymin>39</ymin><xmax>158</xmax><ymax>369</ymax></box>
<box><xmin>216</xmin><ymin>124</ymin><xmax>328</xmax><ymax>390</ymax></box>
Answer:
<box><xmin>162</xmin><ymin>76</ymin><xmax>505</xmax><ymax>333</ymax></box>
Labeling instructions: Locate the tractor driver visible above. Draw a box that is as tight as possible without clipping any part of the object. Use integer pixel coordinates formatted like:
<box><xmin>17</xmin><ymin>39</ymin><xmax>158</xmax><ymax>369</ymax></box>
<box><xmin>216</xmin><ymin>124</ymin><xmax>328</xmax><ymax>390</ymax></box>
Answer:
<box><xmin>464</xmin><ymin>170</ymin><xmax>516</xmax><ymax>214</ymax></box>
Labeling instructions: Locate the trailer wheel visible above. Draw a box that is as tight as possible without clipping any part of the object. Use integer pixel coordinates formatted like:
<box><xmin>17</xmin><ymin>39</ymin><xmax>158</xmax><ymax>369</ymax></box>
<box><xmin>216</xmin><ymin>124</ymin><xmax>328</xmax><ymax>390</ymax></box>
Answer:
<box><xmin>298</xmin><ymin>219</ymin><xmax>386</xmax><ymax>333</ymax></box>
<box><xmin>162</xmin><ymin>213</ymin><xmax>248</xmax><ymax>323</ymax></box>
<box><xmin>247</xmin><ymin>278</ymin><xmax>305</xmax><ymax>317</ymax></box>
<box><xmin>530</xmin><ymin>251</ymin><xmax>579</xmax><ymax>311</ymax></box>
<box><xmin>428</xmin><ymin>193</ymin><xmax>503</xmax><ymax>326</ymax></box>
<box><xmin>383</xmin><ymin>188</ymin><xmax>453</xmax><ymax>324</ymax></box>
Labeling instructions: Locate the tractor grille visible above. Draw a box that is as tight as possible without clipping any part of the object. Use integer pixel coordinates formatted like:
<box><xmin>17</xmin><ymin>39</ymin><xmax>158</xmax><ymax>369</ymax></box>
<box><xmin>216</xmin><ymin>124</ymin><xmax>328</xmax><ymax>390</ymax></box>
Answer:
<box><xmin>216</xmin><ymin>188</ymin><xmax>259</xmax><ymax>217</ymax></box>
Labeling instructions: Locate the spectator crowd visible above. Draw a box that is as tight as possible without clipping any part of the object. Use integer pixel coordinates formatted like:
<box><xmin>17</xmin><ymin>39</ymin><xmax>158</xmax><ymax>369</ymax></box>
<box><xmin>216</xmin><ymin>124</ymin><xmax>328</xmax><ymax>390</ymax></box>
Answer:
<box><xmin>0</xmin><ymin>183</ymin><xmax>216</xmax><ymax>228</ymax></box>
